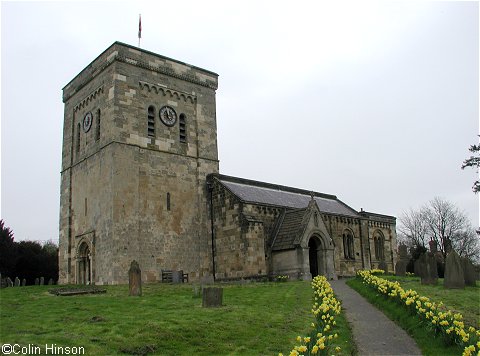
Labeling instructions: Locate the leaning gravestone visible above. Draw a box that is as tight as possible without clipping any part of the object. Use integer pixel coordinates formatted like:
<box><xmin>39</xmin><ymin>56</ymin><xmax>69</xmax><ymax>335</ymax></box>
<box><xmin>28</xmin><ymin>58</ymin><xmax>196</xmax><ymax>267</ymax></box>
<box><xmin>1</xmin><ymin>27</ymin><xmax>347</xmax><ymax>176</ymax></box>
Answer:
<box><xmin>417</xmin><ymin>253</ymin><xmax>438</xmax><ymax>285</ymax></box>
<box><xmin>7</xmin><ymin>277</ymin><xmax>13</xmax><ymax>287</ymax></box>
<box><xmin>444</xmin><ymin>250</ymin><xmax>465</xmax><ymax>289</ymax></box>
<box><xmin>40</xmin><ymin>277</ymin><xmax>44</xmax><ymax>285</ymax></box>
<box><xmin>35</xmin><ymin>278</ymin><xmax>39</xmax><ymax>285</ymax></box>
<box><xmin>128</xmin><ymin>260</ymin><xmax>142</xmax><ymax>296</ymax></box>
<box><xmin>14</xmin><ymin>277</ymin><xmax>20</xmax><ymax>287</ymax></box>
<box><xmin>378</xmin><ymin>260</ymin><xmax>388</xmax><ymax>273</ymax></box>
<box><xmin>202</xmin><ymin>287</ymin><xmax>223</xmax><ymax>308</ymax></box>
<box><xmin>462</xmin><ymin>258</ymin><xmax>476</xmax><ymax>287</ymax></box>
<box><xmin>22</xmin><ymin>279</ymin><xmax>26</xmax><ymax>287</ymax></box>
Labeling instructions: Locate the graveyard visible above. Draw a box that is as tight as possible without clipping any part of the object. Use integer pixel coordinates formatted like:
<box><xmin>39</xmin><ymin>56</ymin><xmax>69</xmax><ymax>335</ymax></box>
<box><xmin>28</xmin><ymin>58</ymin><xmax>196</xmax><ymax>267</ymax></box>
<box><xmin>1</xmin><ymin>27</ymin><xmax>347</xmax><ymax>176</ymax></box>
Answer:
<box><xmin>1</xmin><ymin>272</ymin><xmax>479</xmax><ymax>355</ymax></box>
<box><xmin>0</xmin><ymin>281</ymin><xmax>355</xmax><ymax>355</ymax></box>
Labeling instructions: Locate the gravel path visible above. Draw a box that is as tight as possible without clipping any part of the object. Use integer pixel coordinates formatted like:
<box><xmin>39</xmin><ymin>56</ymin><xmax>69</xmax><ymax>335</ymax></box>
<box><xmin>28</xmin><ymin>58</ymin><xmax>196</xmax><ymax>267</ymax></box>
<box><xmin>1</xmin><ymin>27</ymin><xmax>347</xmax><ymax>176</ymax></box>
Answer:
<box><xmin>330</xmin><ymin>279</ymin><xmax>422</xmax><ymax>356</ymax></box>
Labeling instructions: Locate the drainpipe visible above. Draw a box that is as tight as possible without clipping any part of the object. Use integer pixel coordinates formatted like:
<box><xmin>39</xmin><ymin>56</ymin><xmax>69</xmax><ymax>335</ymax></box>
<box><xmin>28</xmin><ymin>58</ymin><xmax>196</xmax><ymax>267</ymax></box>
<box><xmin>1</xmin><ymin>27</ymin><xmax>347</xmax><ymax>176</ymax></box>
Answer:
<box><xmin>207</xmin><ymin>180</ymin><xmax>216</xmax><ymax>281</ymax></box>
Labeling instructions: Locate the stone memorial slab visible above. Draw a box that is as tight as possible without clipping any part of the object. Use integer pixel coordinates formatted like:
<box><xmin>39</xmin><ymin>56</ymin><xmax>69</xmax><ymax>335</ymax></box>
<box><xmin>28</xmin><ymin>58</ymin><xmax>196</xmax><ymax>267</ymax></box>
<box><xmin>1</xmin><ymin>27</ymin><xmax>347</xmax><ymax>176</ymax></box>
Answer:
<box><xmin>444</xmin><ymin>250</ymin><xmax>465</xmax><ymax>289</ymax></box>
<box><xmin>462</xmin><ymin>258</ymin><xmax>476</xmax><ymax>287</ymax></box>
<box><xmin>22</xmin><ymin>279</ymin><xmax>26</xmax><ymax>287</ymax></box>
<box><xmin>128</xmin><ymin>260</ymin><xmax>142</xmax><ymax>296</ymax></box>
<box><xmin>48</xmin><ymin>278</ymin><xmax>54</xmax><ymax>285</ymax></box>
<box><xmin>40</xmin><ymin>277</ymin><xmax>44</xmax><ymax>285</ymax></box>
<box><xmin>35</xmin><ymin>278</ymin><xmax>39</xmax><ymax>285</ymax></box>
<box><xmin>202</xmin><ymin>287</ymin><xmax>223</xmax><ymax>308</ymax></box>
<box><xmin>398</xmin><ymin>244</ymin><xmax>408</xmax><ymax>260</ymax></box>
<box><xmin>378</xmin><ymin>260</ymin><xmax>388</xmax><ymax>273</ymax></box>
<box><xmin>395</xmin><ymin>260</ymin><xmax>407</xmax><ymax>277</ymax></box>
<box><xmin>7</xmin><ymin>277</ymin><xmax>13</xmax><ymax>287</ymax></box>
<box><xmin>14</xmin><ymin>277</ymin><xmax>20</xmax><ymax>287</ymax></box>
<box><xmin>417</xmin><ymin>253</ymin><xmax>438</xmax><ymax>285</ymax></box>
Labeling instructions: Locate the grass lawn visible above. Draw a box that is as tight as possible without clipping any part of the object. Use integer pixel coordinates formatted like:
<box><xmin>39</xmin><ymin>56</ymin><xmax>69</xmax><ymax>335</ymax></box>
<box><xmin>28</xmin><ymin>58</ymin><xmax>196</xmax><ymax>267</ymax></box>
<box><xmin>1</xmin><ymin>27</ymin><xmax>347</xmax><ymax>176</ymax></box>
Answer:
<box><xmin>0</xmin><ymin>281</ymin><xmax>355</xmax><ymax>355</ymax></box>
<box><xmin>383</xmin><ymin>275</ymin><xmax>480</xmax><ymax>329</ymax></box>
<box><xmin>347</xmin><ymin>275</ymin><xmax>480</xmax><ymax>356</ymax></box>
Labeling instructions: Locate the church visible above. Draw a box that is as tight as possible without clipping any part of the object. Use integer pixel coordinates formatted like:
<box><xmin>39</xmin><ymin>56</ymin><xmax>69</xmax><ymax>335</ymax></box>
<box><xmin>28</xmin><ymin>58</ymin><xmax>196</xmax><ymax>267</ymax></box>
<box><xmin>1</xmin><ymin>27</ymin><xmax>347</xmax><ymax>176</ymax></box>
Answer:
<box><xmin>58</xmin><ymin>42</ymin><xmax>397</xmax><ymax>285</ymax></box>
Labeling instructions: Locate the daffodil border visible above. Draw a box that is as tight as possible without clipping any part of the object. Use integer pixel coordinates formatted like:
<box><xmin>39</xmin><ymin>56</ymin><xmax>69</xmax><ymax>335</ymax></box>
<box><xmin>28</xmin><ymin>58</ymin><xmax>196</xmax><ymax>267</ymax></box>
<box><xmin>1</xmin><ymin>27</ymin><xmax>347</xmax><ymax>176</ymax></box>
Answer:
<box><xmin>356</xmin><ymin>270</ymin><xmax>480</xmax><ymax>356</ymax></box>
<box><xmin>279</xmin><ymin>276</ymin><xmax>342</xmax><ymax>356</ymax></box>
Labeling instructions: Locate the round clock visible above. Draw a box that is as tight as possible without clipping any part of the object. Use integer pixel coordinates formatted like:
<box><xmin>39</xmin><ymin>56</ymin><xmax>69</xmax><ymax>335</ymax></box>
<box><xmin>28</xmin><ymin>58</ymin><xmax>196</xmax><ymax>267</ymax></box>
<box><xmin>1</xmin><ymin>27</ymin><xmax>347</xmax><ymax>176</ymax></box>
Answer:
<box><xmin>159</xmin><ymin>106</ymin><xmax>177</xmax><ymax>126</ymax></box>
<box><xmin>83</xmin><ymin>112</ymin><xmax>93</xmax><ymax>133</ymax></box>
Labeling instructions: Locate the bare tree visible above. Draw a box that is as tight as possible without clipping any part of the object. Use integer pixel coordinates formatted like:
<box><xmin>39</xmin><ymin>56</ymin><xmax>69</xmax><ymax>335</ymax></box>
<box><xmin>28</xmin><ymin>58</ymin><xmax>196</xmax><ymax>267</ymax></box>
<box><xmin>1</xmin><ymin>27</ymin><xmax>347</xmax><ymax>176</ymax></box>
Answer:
<box><xmin>398</xmin><ymin>198</ymin><xmax>479</xmax><ymax>263</ymax></box>
<box><xmin>421</xmin><ymin>197</ymin><xmax>479</xmax><ymax>261</ymax></box>
<box><xmin>397</xmin><ymin>208</ymin><xmax>429</xmax><ymax>249</ymax></box>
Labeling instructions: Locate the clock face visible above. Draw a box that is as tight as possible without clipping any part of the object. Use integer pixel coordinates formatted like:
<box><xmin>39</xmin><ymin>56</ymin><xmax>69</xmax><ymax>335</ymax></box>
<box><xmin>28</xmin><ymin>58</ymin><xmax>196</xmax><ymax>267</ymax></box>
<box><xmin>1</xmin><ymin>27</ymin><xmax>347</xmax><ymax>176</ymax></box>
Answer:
<box><xmin>83</xmin><ymin>112</ymin><xmax>93</xmax><ymax>133</ymax></box>
<box><xmin>159</xmin><ymin>106</ymin><xmax>177</xmax><ymax>127</ymax></box>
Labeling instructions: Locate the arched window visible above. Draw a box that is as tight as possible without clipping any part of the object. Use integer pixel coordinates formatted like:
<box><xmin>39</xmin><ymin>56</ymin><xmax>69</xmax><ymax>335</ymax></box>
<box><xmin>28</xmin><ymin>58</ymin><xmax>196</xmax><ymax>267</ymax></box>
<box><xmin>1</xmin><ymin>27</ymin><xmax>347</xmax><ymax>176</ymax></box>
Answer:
<box><xmin>179</xmin><ymin>113</ymin><xmax>186</xmax><ymax>143</ymax></box>
<box><xmin>373</xmin><ymin>230</ymin><xmax>385</xmax><ymax>260</ymax></box>
<box><xmin>147</xmin><ymin>106</ymin><xmax>155</xmax><ymax>137</ymax></box>
<box><xmin>342</xmin><ymin>230</ymin><xmax>354</xmax><ymax>259</ymax></box>
<box><xmin>95</xmin><ymin>109</ymin><xmax>101</xmax><ymax>141</ymax></box>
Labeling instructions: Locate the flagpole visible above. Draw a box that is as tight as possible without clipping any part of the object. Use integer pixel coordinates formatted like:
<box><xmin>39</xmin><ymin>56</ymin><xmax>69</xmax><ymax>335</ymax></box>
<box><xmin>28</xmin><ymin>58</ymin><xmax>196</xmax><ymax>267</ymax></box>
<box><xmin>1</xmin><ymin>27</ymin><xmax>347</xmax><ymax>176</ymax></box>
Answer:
<box><xmin>138</xmin><ymin>14</ymin><xmax>142</xmax><ymax>47</ymax></box>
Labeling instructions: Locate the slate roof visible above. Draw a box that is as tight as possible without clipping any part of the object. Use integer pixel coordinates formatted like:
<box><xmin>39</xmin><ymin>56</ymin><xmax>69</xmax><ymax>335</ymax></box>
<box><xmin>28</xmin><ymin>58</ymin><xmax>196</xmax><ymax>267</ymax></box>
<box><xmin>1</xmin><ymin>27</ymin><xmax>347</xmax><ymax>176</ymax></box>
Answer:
<box><xmin>212</xmin><ymin>174</ymin><xmax>360</xmax><ymax>218</ymax></box>
<box><xmin>271</xmin><ymin>208</ymin><xmax>308</xmax><ymax>251</ymax></box>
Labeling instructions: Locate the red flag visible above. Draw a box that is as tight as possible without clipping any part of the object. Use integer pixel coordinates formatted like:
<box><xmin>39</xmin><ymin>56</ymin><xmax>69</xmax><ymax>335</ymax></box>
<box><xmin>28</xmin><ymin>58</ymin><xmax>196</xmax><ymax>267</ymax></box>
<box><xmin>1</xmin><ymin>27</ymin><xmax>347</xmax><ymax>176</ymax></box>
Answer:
<box><xmin>138</xmin><ymin>15</ymin><xmax>142</xmax><ymax>39</ymax></box>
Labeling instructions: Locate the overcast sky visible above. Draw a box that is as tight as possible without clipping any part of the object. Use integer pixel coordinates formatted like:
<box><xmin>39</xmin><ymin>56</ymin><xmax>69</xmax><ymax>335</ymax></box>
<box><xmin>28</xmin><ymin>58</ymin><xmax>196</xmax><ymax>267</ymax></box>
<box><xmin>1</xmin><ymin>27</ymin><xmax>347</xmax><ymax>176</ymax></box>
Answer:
<box><xmin>1</xmin><ymin>1</ymin><xmax>479</xmax><ymax>243</ymax></box>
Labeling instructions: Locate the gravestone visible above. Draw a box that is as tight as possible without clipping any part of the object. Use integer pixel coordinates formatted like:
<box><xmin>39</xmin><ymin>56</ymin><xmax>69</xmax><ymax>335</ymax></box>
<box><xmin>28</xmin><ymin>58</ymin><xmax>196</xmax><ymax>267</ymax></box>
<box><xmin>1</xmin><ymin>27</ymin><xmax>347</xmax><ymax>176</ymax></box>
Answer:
<box><xmin>40</xmin><ymin>277</ymin><xmax>44</xmax><ymax>285</ymax></box>
<box><xmin>172</xmin><ymin>270</ymin><xmax>183</xmax><ymax>284</ymax></box>
<box><xmin>128</xmin><ymin>260</ymin><xmax>142</xmax><ymax>296</ymax></box>
<box><xmin>417</xmin><ymin>253</ymin><xmax>438</xmax><ymax>285</ymax></box>
<box><xmin>192</xmin><ymin>284</ymin><xmax>202</xmax><ymax>298</ymax></box>
<box><xmin>14</xmin><ymin>277</ymin><xmax>20</xmax><ymax>287</ymax></box>
<box><xmin>444</xmin><ymin>250</ymin><xmax>464</xmax><ymax>289</ymax></box>
<box><xmin>378</xmin><ymin>260</ymin><xmax>388</xmax><ymax>273</ymax></box>
<box><xmin>22</xmin><ymin>279</ymin><xmax>26</xmax><ymax>287</ymax></box>
<box><xmin>48</xmin><ymin>278</ymin><xmax>54</xmax><ymax>285</ymax></box>
<box><xmin>7</xmin><ymin>277</ymin><xmax>13</xmax><ymax>287</ymax></box>
<box><xmin>398</xmin><ymin>244</ymin><xmax>408</xmax><ymax>260</ymax></box>
<box><xmin>429</xmin><ymin>240</ymin><xmax>438</xmax><ymax>254</ymax></box>
<box><xmin>202</xmin><ymin>287</ymin><xmax>223</xmax><ymax>308</ymax></box>
<box><xmin>462</xmin><ymin>258</ymin><xmax>476</xmax><ymax>287</ymax></box>
<box><xmin>35</xmin><ymin>278</ymin><xmax>39</xmax><ymax>285</ymax></box>
<box><xmin>395</xmin><ymin>260</ymin><xmax>407</xmax><ymax>277</ymax></box>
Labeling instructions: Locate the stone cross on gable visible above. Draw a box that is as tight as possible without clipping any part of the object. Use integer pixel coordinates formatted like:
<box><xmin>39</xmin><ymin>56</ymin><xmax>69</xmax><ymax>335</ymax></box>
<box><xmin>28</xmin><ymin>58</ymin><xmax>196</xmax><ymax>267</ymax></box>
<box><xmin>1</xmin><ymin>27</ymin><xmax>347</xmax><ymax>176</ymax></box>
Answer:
<box><xmin>310</xmin><ymin>191</ymin><xmax>315</xmax><ymax>200</ymax></box>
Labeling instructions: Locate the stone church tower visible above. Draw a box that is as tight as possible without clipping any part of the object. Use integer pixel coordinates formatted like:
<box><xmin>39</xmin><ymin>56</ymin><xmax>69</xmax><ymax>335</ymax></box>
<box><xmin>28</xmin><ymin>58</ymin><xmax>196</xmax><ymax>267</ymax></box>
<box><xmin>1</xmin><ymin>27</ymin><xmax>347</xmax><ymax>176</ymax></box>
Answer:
<box><xmin>59</xmin><ymin>42</ymin><xmax>219</xmax><ymax>284</ymax></box>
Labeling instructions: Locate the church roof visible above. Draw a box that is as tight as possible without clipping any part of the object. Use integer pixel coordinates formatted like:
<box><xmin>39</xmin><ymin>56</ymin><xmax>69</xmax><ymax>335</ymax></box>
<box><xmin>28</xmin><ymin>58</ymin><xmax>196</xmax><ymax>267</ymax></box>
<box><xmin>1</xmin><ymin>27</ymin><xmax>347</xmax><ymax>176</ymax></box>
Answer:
<box><xmin>271</xmin><ymin>208</ymin><xmax>309</xmax><ymax>251</ymax></box>
<box><xmin>211</xmin><ymin>174</ymin><xmax>360</xmax><ymax>218</ymax></box>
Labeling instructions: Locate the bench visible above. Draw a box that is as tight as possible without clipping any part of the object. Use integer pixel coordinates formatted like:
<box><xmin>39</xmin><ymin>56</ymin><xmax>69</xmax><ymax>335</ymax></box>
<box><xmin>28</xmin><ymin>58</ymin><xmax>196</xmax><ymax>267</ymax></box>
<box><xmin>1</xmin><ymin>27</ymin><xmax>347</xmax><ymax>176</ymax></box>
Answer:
<box><xmin>161</xmin><ymin>270</ymin><xmax>188</xmax><ymax>283</ymax></box>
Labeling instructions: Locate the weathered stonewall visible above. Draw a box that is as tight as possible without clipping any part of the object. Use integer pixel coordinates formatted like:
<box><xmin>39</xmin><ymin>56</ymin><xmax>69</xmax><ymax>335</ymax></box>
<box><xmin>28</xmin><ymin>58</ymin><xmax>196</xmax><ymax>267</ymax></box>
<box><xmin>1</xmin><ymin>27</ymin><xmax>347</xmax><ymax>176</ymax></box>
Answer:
<box><xmin>128</xmin><ymin>260</ymin><xmax>142</xmax><ymax>296</ymax></box>
<box><xmin>417</xmin><ymin>253</ymin><xmax>438</xmax><ymax>285</ymax></box>
<box><xmin>202</xmin><ymin>287</ymin><xmax>223</xmax><ymax>307</ymax></box>
<box><xmin>14</xmin><ymin>277</ymin><xmax>20</xmax><ymax>287</ymax></box>
<box><xmin>462</xmin><ymin>258</ymin><xmax>476</xmax><ymax>287</ymax></box>
<box><xmin>444</xmin><ymin>250</ymin><xmax>465</xmax><ymax>289</ymax></box>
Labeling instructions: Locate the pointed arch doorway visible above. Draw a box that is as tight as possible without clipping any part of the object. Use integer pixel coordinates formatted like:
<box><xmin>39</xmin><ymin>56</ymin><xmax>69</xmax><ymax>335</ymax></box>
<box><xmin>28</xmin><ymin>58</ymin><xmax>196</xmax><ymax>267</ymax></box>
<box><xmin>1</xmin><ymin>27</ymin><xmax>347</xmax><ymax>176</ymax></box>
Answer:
<box><xmin>308</xmin><ymin>235</ymin><xmax>323</xmax><ymax>278</ymax></box>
